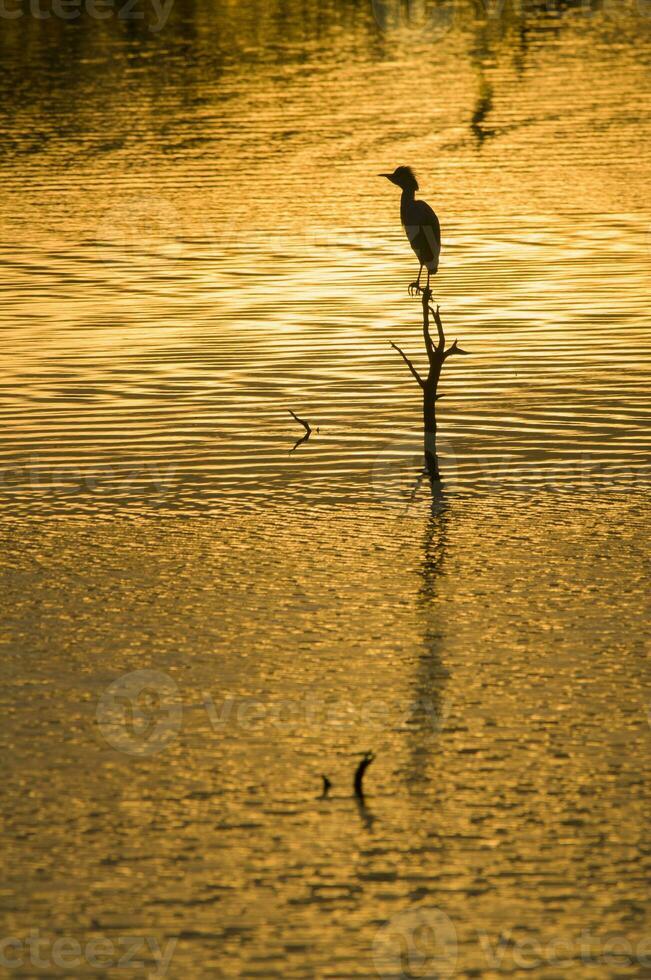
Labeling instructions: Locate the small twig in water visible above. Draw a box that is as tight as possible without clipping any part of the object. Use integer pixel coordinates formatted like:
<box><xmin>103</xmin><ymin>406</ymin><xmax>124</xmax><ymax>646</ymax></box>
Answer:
<box><xmin>320</xmin><ymin>775</ymin><xmax>332</xmax><ymax>800</ymax></box>
<box><xmin>288</xmin><ymin>409</ymin><xmax>314</xmax><ymax>453</ymax></box>
<box><xmin>288</xmin><ymin>409</ymin><xmax>312</xmax><ymax>436</ymax></box>
<box><xmin>354</xmin><ymin>751</ymin><xmax>375</xmax><ymax>800</ymax></box>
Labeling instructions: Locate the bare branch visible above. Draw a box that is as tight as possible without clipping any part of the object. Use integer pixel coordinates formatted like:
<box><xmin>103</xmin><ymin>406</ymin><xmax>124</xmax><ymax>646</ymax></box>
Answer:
<box><xmin>399</xmin><ymin>288</ymin><xmax>470</xmax><ymax>484</ymax></box>
<box><xmin>431</xmin><ymin>304</ymin><xmax>445</xmax><ymax>352</ymax></box>
<box><xmin>443</xmin><ymin>340</ymin><xmax>471</xmax><ymax>360</ymax></box>
<box><xmin>288</xmin><ymin>409</ymin><xmax>312</xmax><ymax>434</ymax></box>
<box><xmin>390</xmin><ymin>342</ymin><xmax>424</xmax><ymax>388</ymax></box>
<box><xmin>422</xmin><ymin>292</ymin><xmax>435</xmax><ymax>360</ymax></box>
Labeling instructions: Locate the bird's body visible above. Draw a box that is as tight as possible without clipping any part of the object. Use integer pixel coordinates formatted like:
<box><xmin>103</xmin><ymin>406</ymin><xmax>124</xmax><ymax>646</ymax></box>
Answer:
<box><xmin>380</xmin><ymin>167</ymin><xmax>441</xmax><ymax>295</ymax></box>
<box><xmin>402</xmin><ymin>198</ymin><xmax>440</xmax><ymax>274</ymax></box>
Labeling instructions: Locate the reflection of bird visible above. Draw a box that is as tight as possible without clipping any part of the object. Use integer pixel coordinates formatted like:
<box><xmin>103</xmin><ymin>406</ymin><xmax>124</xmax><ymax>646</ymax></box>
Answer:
<box><xmin>379</xmin><ymin>167</ymin><xmax>441</xmax><ymax>296</ymax></box>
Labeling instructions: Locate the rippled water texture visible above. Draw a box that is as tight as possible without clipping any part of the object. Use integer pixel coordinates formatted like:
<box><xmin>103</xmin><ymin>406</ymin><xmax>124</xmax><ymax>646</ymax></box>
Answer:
<box><xmin>0</xmin><ymin>0</ymin><xmax>650</xmax><ymax>977</ymax></box>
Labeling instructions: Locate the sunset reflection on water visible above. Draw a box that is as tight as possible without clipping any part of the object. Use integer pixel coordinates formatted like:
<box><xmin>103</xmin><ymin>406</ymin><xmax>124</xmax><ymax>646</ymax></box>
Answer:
<box><xmin>0</xmin><ymin>0</ymin><xmax>650</xmax><ymax>975</ymax></box>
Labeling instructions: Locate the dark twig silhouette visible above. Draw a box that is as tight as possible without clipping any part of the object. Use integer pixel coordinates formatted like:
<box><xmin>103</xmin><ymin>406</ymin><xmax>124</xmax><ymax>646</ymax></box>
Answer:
<box><xmin>353</xmin><ymin>750</ymin><xmax>375</xmax><ymax>801</ymax></box>
<box><xmin>389</xmin><ymin>342</ymin><xmax>422</xmax><ymax>387</ymax></box>
<box><xmin>391</xmin><ymin>288</ymin><xmax>469</xmax><ymax>482</ymax></box>
<box><xmin>288</xmin><ymin>409</ymin><xmax>313</xmax><ymax>453</ymax></box>
<box><xmin>288</xmin><ymin>408</ymin><xmax>311</xmax><ymax>435</ymax></box>
<box><xmin>318</xmin><ymin>756</ymin><xmax>375</xmax><ymax>826</ymax></box>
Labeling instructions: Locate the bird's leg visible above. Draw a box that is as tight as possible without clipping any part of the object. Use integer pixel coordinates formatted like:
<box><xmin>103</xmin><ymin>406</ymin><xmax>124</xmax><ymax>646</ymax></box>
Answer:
<box><xmin>408</xmin><ymin>264</ymin><xmax>424</xmax><ymax>296</ymax></box>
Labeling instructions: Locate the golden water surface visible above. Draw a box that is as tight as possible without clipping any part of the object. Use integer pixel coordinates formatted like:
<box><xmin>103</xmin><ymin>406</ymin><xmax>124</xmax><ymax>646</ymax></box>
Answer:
<box><xmin>0</xmin><ymin>0</ymin><xmax>650</xmax><ymax>976</ymax></box>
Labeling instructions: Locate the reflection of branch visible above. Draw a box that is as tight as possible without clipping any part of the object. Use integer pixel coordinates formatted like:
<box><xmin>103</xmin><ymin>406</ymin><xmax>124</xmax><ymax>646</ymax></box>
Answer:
<box><xmin>405</xmin><ymin>467</ymin><xmax>429</xmax><ymax>511</ymax></box>
<box><xmin>355</xmin><ymin>795</ymin><xmax>376</xmax><ymax>831</ymax></box>
<box><xmin>290</xmin><ymin>433</ymin><xmax>310</xmax><ymax>453</ymax></box>
<box><xmin>390</xmin><ymin>342</ymin><xmax>424</xmax><ymax>388</ymax></box>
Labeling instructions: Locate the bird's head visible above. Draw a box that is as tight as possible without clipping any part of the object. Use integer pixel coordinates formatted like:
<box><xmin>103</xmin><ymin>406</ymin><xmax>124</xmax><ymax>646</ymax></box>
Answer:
<box><xmin>379</xmin><ymin>166</ymin><xmax>419</xmax><ymax>192</ymax></box>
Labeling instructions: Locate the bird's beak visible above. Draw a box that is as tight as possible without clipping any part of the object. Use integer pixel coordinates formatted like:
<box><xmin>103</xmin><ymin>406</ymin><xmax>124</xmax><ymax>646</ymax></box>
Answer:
<box><xmin>378</xmin><ymin>173</ymin><xmax>392</xmax><ymax>179</ymax></box>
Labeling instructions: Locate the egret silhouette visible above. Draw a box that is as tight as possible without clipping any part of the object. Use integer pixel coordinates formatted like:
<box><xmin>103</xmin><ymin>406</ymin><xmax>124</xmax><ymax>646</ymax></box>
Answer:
<box><xmin>379</xmin><ymin>167</ymin><xmax>441</xmax><ymax>296</ymax></box>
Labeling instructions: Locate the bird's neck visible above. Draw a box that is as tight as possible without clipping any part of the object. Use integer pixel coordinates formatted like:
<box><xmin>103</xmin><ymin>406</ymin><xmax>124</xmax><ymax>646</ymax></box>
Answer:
<box><xmin>400</xmin><ymin>188</ymin><xmax>415</xmax><ymax>223</ymax></box>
